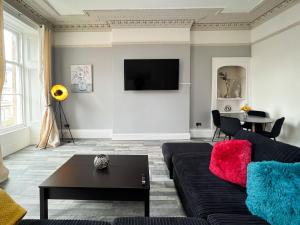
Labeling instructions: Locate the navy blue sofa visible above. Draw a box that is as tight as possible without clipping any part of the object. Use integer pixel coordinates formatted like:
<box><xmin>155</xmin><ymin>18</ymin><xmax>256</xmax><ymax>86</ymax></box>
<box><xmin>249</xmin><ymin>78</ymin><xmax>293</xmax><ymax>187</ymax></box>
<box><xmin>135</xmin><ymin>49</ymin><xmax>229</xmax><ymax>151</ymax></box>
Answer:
<box><xmin>162</xmin><ymin>130</ymin><xmax>300</xmax><ymax>224</ymax></box>
<box><xmin>19</xmin><ymin>130</ymin><xmax>300</xmax><ymax>225</ymax></box>
<box><xmin>20</xmin><ymin>218</ymin><xmax>209</xmax><ymax>225</ymax></box>
<box><xmin>19</xmin><ymin>220</ymin><xmax>111</xmax><ymax>225</ymax></box>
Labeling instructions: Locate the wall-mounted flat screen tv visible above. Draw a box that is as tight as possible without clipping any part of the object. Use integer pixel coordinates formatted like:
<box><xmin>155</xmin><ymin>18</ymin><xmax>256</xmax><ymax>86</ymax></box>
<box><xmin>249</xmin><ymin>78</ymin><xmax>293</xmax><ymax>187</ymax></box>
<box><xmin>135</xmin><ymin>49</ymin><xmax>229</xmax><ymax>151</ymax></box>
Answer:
<box><xmin>124</xmin><ymin>59</ymin><xmax>179</xmax><ymax>90</ymax></box>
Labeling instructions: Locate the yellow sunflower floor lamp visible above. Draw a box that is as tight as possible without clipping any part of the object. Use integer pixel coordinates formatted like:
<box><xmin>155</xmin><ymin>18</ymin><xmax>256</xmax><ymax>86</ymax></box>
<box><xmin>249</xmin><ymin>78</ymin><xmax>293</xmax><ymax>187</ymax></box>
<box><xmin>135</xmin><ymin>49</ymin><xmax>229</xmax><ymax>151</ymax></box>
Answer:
<box><xmin>50</xmin><ymin>84</ymin><xmax>75</xmax><ymax>144</ymax></box>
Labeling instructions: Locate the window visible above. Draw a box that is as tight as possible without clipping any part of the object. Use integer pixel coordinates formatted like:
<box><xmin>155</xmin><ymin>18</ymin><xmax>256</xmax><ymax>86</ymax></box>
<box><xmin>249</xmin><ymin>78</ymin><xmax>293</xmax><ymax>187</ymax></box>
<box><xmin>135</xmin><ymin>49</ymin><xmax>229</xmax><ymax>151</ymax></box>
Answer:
<box><xmin>0</xmin><ymin>29</ymin><xmax>24</xmax><ymax>130</ymax></box>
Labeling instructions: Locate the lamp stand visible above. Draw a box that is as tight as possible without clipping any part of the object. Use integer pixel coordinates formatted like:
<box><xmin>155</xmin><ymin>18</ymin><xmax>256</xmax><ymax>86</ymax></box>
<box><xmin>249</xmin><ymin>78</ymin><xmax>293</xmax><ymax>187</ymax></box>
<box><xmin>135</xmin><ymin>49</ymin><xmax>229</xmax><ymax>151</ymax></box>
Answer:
<box><xmin>56</xmin><ymin>101</ymin><xmax>75</xmax><ymax>144</ymax></box>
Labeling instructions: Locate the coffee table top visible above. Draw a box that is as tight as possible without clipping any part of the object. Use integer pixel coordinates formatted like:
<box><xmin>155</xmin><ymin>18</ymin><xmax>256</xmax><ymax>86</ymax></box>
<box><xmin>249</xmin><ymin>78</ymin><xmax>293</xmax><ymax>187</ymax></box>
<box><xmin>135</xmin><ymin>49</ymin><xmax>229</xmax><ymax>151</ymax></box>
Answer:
<box><xmin>40</xmin><ymin>155</ymin><xmax>150</xmax><ymax>190</ymax></box>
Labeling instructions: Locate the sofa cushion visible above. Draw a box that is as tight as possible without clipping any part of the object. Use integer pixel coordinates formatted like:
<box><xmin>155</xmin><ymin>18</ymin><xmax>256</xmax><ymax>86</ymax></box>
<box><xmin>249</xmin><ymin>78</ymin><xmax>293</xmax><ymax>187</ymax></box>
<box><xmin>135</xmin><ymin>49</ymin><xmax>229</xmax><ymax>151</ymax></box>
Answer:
<box><xmin>207</xmin><ymin>214</ymin><xmax>269</xmax><ymax>225</ymax></box>
<box><xmin>113</xmin><ymin>217</ymin><xmax>208</xmax><ymax>225</ymax></box>
<box><xmin>209</xmin><ymin>140</ymin><xmax>252</xmax><ymax>187</ymax></box>
<box><xmin>234</xmin><ymin>130</ymin><xmax>300</xmax><ymax>162</ymax></box>
<box><xmin>173</xmin><ymin>152</ymin><xmax>250</xmax><ymax>218</ymax></box>
<box><xmin>162</xmin><ymin>142</ymin><xmax>212</xmax><ymax>178</ymax></box>
<box><xmin>246</xmin><ymin>161</ymin><xmax>300</xmax><ymax>225</ymax></box>
<box><xmin>19</xmin><ymin>220</ymin><xmax>110</xmax><ymax>225</ymax></box>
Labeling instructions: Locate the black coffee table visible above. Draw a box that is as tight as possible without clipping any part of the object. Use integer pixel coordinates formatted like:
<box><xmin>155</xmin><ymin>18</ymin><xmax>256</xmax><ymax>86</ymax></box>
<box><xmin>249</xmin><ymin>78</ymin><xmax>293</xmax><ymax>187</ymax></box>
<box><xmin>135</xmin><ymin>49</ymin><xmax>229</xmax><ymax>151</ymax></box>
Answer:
<box><xmin>39</xmin><ymin>154</ymin><xmax>150</xmax><ymax>219</ymax></box>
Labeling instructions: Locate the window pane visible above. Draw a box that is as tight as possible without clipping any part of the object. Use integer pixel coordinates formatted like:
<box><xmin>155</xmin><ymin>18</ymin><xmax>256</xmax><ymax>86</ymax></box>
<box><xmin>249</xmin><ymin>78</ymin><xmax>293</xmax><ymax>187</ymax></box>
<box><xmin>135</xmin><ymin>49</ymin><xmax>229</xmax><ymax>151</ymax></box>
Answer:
<box><xmin>0</xmin><ymin>95</ymin><xmax>23</xmax><ymax>129</ymax></box>
<box><xmin>4</xmin><ymin>29</ymin><xmax>18</xmax><ymax>62</ymax></box>
<box><xmin>3</xmin><ymin>63</ymin><xmax>22</xmax><ymax>95</ymax></box>
<box><xmin>26</xmin><ymin>37</ymin><xmax>38</xmax><ymax>63</ymax></box>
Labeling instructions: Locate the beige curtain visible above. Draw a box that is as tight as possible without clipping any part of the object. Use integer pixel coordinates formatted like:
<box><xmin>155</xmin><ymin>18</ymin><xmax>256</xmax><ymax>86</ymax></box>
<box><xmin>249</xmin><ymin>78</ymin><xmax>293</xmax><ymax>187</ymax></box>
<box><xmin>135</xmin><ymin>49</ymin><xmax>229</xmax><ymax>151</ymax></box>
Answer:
<box><xmin>0</xmin><ymin>0</ymin><xmax>4</xmax><ymax>92</ymax></box>
<box><xmin>37</xmin><ymin>25</ymin><xmax>60</xmax><ymax>148</ymax></box>
<box><xmin>0</xmin><ymin>0</ymin><xmax>9</xmax><ymax>183</ymax></box>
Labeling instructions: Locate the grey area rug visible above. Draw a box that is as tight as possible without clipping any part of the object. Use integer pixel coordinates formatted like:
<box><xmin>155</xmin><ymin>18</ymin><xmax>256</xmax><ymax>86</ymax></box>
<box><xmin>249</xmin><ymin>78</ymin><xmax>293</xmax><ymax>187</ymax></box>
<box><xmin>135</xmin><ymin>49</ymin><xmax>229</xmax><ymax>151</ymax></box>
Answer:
<box><xmin>1</xmin><ymin>138</ymin><xmax>213</xmax><ymax>222</ymax></box>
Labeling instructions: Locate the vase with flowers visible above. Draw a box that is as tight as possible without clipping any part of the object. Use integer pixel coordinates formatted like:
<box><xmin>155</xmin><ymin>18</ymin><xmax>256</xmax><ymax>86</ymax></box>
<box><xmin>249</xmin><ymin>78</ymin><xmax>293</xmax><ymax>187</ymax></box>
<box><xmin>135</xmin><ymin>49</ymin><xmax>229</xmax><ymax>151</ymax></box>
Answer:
<box><xmin>241</xmin><ymin>104</ymin><xmax>252</xmax><ymax>119</ymax></box>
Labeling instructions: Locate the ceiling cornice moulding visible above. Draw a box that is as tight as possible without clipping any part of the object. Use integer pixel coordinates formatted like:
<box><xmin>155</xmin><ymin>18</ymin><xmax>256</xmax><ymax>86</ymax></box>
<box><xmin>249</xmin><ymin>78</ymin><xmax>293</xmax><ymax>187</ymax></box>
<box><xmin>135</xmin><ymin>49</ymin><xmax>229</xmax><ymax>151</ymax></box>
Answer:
<box><xmin>4</xmin><ymin>0</ymin><xmax>300</xmax><ymax>31</ymax></box>
<box><xmin>250</xmin><ymin>0</ymin><xmax>300</xmax><ymax>27</ymax></box>
<box><xmin>4</xmin><ymin>0</ymin><xmax>52</xmax><ymax>27</ymax></box>
<box><xmin>108</xmin><ymin>19</ymin><xmax>194</xmax><ymax>29</ymax></box>
<box><xmin>54</xmin><ymin>21</ymin><xmax>250</xmax><ymax>32</ymax></box>
<box><xmin>54</xmin><ymin>24</ymin><xmax>111</xmax><ymax>32</ymax></box>
<box><xmin>192</xmin><ymin>22</ymin><xmax>251</xmax><ymax>31</ymax></box>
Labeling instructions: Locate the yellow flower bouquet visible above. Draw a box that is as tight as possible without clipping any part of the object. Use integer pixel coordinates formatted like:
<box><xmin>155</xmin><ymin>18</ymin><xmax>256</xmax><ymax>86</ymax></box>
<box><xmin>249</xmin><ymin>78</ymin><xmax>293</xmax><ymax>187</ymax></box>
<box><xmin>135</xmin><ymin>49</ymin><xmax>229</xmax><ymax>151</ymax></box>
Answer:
<box><xmin>241</xmin><ymin>104</ymin><xmax>252</xmax><ymax>112</ymax></box>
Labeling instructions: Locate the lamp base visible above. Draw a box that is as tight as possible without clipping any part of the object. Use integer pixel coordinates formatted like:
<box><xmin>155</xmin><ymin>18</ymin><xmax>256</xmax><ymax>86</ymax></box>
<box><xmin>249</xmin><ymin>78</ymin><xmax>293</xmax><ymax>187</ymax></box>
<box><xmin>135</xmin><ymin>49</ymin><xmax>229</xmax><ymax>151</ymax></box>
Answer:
<box><xmin>56</xmin><ymin>101</ymin><xmax>75</xmax><ymax>144</ymax></box>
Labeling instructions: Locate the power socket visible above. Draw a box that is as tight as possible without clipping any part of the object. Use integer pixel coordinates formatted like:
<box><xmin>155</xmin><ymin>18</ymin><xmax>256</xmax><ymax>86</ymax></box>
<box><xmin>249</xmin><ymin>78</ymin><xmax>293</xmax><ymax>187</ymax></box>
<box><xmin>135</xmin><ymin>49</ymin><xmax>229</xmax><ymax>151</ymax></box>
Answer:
<box><xmin>196</xmin><ymin>122</ymin><xmax>202</xmax><ymax>127</ymax></box>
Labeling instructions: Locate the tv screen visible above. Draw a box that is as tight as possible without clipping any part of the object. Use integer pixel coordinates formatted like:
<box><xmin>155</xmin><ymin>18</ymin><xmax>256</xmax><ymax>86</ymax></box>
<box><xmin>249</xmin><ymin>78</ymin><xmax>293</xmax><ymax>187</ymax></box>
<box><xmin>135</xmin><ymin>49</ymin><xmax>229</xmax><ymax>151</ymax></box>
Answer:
<box><xmin>124</xmin><ymin>59</ymin><xmax>179</xmax><ymax>90</ymax></box>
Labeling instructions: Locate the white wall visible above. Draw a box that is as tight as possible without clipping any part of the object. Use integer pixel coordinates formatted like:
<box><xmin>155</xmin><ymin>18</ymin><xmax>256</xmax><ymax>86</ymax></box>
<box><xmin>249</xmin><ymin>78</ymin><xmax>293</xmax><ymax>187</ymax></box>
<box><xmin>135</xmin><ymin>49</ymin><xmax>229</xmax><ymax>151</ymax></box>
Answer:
<box><xmin>191</xmin><ymin>30</ymin><xmax>251</xmax><ymax>46</ymax></box>
<box><xmin>54</xmin><ymin>32</ymin><xmax>112</xmax><ymax>47</ymax></box>
<box><xmin>251</xmin><ymin>2</ymin><xmax>300</xmax><ymax>44</ymax></box>
<box><xmin>251</xmin><ymin>3</ymin><xmax>300</xmax><ymax>146</ymax></box>
<box><xmin>54</xmin><ymin>30</ymin><xmax>251</xmax><ymax>47</ymax></box>
<box><xmin>112</xmin><ymin>28</ymin><xmax>191</xmax><ymax>44</ymax></box>
<box><xmin>0</xmin><ymin>128</ymin><xmax>30</xmax><ymax>157</ymax></box>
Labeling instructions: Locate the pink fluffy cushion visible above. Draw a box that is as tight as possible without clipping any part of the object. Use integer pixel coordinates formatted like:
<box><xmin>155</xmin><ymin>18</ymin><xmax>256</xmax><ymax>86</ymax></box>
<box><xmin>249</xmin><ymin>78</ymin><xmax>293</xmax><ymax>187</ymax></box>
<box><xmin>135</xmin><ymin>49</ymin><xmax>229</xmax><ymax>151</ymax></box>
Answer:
<box><xmin>209</xmin><ymin>140</ymin><xmax>252</xmax><ymax>187</ymax></box>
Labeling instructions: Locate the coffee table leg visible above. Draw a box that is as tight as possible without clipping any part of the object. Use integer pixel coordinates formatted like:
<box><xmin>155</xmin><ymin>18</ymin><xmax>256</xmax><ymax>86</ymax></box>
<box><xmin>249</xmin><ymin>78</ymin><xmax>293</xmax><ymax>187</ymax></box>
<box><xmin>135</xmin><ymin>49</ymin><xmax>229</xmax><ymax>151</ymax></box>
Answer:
<box><xmin>145</xmin><ymin>192</ymin><xmax>150</xmax><ymax>217</ymax></box>
<box><xmin>40</xmin><ymin>188</ymin><xmax>48</xmax><ymax>219</ymax></box>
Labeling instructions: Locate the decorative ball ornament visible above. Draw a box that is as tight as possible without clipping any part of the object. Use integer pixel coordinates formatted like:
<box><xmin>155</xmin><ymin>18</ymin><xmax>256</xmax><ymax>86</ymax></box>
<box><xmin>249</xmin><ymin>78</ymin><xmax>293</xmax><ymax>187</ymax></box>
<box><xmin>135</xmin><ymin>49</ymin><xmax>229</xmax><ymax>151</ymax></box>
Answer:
<box><xmin>94</xmin><ymin>154</ymin><xmax>109</xmax><ymax>170</ymax></box>
<box><xmin>51</xmin><ymin>84</ymin><xmax>69</xmax><ymax>101</ymax></box>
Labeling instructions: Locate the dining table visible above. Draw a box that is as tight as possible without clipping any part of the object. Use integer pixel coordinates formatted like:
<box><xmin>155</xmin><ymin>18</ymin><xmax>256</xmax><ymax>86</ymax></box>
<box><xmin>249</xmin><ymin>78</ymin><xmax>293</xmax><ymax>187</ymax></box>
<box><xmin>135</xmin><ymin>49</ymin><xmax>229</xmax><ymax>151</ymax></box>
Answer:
<box><xmin>240</xmin><ymin>115</ymin><xmax>274</xmax><ymax>132</ymax></box>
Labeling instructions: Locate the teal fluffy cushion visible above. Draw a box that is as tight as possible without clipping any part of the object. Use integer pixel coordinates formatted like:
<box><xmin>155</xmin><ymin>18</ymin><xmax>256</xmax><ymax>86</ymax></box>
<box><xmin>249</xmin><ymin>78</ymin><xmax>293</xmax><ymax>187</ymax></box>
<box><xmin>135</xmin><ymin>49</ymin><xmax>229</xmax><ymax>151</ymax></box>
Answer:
<box><xmin>246</xmin><ymin>161</ymin><xmax>300</xmax><ymax>225</ymax></box>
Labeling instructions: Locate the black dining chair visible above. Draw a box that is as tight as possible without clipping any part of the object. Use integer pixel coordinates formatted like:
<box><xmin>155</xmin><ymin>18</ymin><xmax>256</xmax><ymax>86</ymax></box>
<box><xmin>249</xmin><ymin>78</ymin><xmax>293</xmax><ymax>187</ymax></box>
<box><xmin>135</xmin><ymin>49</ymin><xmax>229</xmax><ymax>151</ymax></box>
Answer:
<box><xmin>211</xmin><ymin>110</ymin><xmax>221</xmax><ymax>141</ymax></box>
<box><xmin>242</xmin><ymin>110</ymin><xmax>267</xmax><ymax>132</ymax></box>
<box><xmin>220</xmin><ymin>116</ymin><xmax>242</xmax><ymax>140</ymax></box>
<box><xmin>257</xmin><ymin>117</ymin><xmax>285</xmax><ymax>141</ymax></box>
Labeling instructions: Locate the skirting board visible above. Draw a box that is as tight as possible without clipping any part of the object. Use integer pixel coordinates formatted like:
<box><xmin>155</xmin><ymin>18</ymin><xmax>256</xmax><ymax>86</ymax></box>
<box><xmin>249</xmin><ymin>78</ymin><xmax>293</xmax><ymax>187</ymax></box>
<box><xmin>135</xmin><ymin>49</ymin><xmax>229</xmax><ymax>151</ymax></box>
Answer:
<box><xmin>61</xmin><ymin>129</ymin><xmax>113</xmax><ymax>139</ymax></box>
<box><xmin>190</xmin><ymin>128</ymin><xmax>213</xmax><ymax>138</ymax></box>
<box><xmin>112</xmin><ymin>133</ymin><xmax>191</xmax><ymax>140</ymax></box>
<box><xmin>61</xmin><ymin>129</ymin><xmax>212</xmax><ymax>140</ymax></box>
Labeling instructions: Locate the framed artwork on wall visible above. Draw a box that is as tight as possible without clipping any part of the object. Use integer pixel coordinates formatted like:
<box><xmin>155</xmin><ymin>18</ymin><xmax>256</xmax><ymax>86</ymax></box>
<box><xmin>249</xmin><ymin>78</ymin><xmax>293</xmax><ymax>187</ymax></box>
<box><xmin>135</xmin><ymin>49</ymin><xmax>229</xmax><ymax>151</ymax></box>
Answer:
<box><xmin>70</xmin><ymin>64</ymin><xmax>93</xmax><ymax>93</ymax></box>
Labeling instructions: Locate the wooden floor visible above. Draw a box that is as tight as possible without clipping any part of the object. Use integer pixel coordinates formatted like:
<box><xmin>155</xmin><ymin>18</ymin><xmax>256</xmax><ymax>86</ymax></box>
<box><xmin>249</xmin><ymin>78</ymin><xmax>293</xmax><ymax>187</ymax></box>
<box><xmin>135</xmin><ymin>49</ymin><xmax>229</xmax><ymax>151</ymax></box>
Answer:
<box><xmin>1</xmin><ymin>138</ymin><xmax>212</xmax><ymax>222</ymax></box>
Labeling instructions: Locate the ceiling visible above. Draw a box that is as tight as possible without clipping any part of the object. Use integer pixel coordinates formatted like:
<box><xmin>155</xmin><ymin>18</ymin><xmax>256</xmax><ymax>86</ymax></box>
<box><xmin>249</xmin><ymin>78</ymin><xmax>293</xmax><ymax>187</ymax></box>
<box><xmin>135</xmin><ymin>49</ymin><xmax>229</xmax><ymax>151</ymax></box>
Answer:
<box><xmin>3</xmin><ymin>0</ymin><xmax>300</xmax><ymax>31</ymax></box>
<box><xmin>46</xmin><ymin>0</ymin><xmax>264</xmax><ymax>15</ymax></box>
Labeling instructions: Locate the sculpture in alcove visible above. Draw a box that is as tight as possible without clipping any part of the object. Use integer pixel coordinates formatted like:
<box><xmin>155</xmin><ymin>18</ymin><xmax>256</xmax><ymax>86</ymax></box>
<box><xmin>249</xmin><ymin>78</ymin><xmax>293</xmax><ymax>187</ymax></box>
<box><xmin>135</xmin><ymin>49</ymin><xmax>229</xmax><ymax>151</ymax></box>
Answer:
<box><xmin>218</xmin><ymin>71</ymin><xmax>242</xmax><ymax>98</ymax></box>
<box><xmin>231</xmin><ymin>80</ymin><xmax>242</xmax><ymax>98</ymax></box>
<box><xmin>218</xmin><ymin>72</ymin><xmax>231</xmax><ymax>98</ymax></box>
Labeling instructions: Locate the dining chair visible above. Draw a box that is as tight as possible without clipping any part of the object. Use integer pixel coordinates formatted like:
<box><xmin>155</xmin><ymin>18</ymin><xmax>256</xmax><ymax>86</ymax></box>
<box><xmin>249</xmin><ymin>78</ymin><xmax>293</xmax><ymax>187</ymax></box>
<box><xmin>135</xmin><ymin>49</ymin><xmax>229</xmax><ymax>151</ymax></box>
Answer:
<box><xmin>242</xmin><ymin>110</ymin><xmax>267</xmax><ymax>132</ymax></box>
<box><xmin>211</xmin><ymin>110</ymin><xmax>221</xmax><ymax>141</ymax></box>
<box><xmin>257</xmin><ymin>117</ymin><xmax>285</xmax><ymax>141</ymax></box>
<box><xmin>220</xmin><ymin>116</ymin><xmax>242</xmax><ymax>140</ymax></box>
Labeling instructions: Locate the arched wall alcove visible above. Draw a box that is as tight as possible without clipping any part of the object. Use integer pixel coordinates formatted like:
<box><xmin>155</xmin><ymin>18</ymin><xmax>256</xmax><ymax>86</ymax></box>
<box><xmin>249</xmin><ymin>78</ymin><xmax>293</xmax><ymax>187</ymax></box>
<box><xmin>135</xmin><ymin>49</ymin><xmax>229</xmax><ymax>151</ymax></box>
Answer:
<box><xmin>211</xmin><ymin>57</ymin><xmax>251</xmax><ymax>128</ymax></box>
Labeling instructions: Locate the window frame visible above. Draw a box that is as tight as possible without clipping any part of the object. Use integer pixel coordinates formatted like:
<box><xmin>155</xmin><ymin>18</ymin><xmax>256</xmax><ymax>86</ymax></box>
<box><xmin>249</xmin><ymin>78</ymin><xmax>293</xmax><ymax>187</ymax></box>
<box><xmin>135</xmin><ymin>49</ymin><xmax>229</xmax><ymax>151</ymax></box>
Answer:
<box><xmin>0</xmin><ymin>26</ymin><xmax>26</xmax><ymax>134</ymax></box>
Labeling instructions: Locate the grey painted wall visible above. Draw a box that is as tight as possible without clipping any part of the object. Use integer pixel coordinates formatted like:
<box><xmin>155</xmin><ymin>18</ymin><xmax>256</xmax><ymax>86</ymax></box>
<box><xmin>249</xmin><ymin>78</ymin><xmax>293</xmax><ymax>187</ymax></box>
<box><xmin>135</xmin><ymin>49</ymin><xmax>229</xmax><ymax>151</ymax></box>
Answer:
<box><xmin>190</xmin><ymin>45</ymin><xmax>251</xmax><ymax>129</ymax></box>
<box><xmin>112</xmin><ymin>44</ymin><xmax>190</xmax><ymax>134</ymax></box>
<box><xmin>53</xmin><ymin>45</ymin><xmax>250</xmax><ymax>133</ymax></box>
<box><xmin>53</xmin><ymin>47</ymin><xmax>113</xmax><ymax>129</ymax></box>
